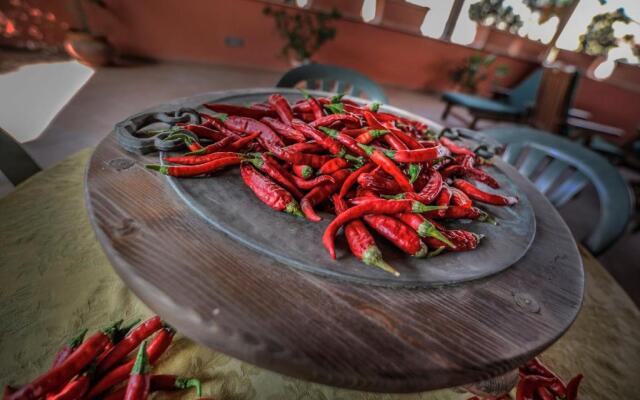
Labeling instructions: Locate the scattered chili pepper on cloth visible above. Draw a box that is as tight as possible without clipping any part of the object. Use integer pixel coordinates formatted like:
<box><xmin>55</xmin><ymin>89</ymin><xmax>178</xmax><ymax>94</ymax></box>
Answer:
<box><xmin>145</xmin><ymin>93</ymin><xmax>519</xmax><ymax>275</ymax></box>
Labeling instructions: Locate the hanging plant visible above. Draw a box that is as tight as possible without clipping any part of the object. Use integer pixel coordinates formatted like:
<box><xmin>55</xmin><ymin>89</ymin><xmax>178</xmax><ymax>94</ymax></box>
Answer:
<box><xmin>523</xmin><ymin>0</ymin><xmax>574</xmax><ymax>24</ymax></box>
<box><xmin>577</xmin><ymin>8</ymin><xmax>633</xmax><ymax>57</ymax></box>
<box><xmin>468</xmin><ymin>0</ymin><xmax>523</xmax><ymax>34</ymax></box>
<box><xmin>263</xmin><ymin>3</ymin><xmax>340</xmax><ymax>65</ymax></box>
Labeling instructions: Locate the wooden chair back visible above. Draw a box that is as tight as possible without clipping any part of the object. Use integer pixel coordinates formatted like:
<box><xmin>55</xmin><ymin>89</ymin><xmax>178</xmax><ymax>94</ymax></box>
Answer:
<box><xmin>530</xmin><ymin>66</ymin><xmax>580</xmax><ymax>135</ymax></box>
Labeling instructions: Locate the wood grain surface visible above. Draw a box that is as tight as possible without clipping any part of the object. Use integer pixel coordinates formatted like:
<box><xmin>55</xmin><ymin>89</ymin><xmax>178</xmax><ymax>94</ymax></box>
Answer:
<box><xmin>85</xmin><ymin>89</ymin><xmax>584</xmax><ymax>393</ymax></box>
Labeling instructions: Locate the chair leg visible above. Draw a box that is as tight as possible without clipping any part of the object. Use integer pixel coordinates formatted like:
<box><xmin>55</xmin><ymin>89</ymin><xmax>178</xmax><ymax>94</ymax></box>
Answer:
<box><xmin>469</xmin><ymin>116</ymin><xmax>479</xmax><ymax>130</ymax></box>
<box><xmin>441</xmin><ymin>102</ymin><xmax>452</xmax><ymax>120</ymax></box>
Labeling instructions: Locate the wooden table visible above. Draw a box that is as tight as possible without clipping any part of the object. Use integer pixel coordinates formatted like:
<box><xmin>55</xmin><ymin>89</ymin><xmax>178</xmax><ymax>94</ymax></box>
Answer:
<box><xmin>84</xmin><ymin>89</ymin><xmax>584</xmax><ymax>393</ymax></box>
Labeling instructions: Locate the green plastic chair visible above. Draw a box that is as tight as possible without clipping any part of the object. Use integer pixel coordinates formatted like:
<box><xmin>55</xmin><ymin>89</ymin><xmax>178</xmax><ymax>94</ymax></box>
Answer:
<box><xmin>0</xmin><ymin>126</ymin><xmax>40</xmax><ymax>187</ymax></box>
<box><xmin>442</xmin><ymin>68</ymin><xmax>544</xmax><ymax>129</ymax></box>
<box><xmin>276</xmin><ymin>63</ymin><xmax>388</xmax><ymax>103</ymax></box>
<box><xmin>481</xmin><ymin>126</ymin><xmax>632</xmax><ymax>255</ymax></box>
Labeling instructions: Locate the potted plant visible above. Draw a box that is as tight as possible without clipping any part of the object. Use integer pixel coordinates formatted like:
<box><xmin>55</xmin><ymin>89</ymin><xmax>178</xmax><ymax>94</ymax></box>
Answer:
<box><xmin>63</xmin><ymin>0</ymin><xmax>114</xmax><ymax>66</ymax></box>
<box><xmin>263</xmin><ymin>3</ymin><xmax>340</xmax><ymax>66</ymax></box>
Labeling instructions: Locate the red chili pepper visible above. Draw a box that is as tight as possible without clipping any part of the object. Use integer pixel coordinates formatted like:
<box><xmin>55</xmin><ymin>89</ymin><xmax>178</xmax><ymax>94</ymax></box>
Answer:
<box><xmin>357</xmin><ymin>144</ymin><xmax>414</xmax><ymax>193</ymax></box>
<box><xmin>182</xmin><ymin>124</ymin><xmax>228</xmax><ymax>142</ymax></box>
<box><xmin>318</xmin><ymin>157</ymin><xmax>350</xmax><ymax>175</ymax></box>
<box><xmin>395</xmin><ymin>213</ymin><xmax>455</xmax><ymax>248</ymax></box>
<box><xmin>424</xmin><ymin>229</ymin><xmax>482</xmax><ymax>251</ymax></box>
<box><xmin>292</xmin><ymin>120</ymin><xmax>345</xmax><ymax>156</ymax></box>
<box><xmin>537</xmin><ymin>386</ymin><xmax>555</xmax><ymax>400</ymax></box>
<box><xmin>354</xmin><ymin>129</ymin><xmax>388</xmax><ymax>144</ymax></box>
<box><xmin>227</xmin><ymin>131</ymin><xmax>261</xmax><ymax>152</ymax></box>
<box><xmin>223</xmin><ymin>116</ymin><xmax>284</xmax><ymax>153</ymax></box>
<box><xmin>45</xmin><ymin>375</ymin><xmax>90</xmax><ymax>400</ymax></box>
<box><xmin>382</xmin><ymin>122</ymin><xmax>422</xmax><ymax>150</ymax></box>
<box><xmin>268</xmin><ymin>94</ymin><xmax>294</xmax><ymax>125</ymax></box>
<box><xmin>363</xmin><ymin>111</ymin><xmax>408</xmax><ymax>150</ymax></box>
<box><xmin>338</xmin><ymin>163</ymin><xmax>375</xmax><ymax>199</ymax></box>
<box><xmin>363</xmin><ymin>215</ymin><xmax>428</xmax><ymax>257</ymax></box>
<box><xmin>103</xmin><ymin>375</ymin><xmax>202</xmax><ymax>400</ymax></box>
<box><xmin>415</xmin><ymin>169</ymin><xmax>443</xmax><ymax>204</ymax></box>
<box><xmin>240</xmin><ymin>163</ymin><xmax>303</xmax><ymax>216</ymax></box>
<box><xmin>453</xmin><ymin>179</ymin><xmax>517</xmax><ymax>206</ymax></box>
<box><xmin>284</xmin><ymin>142</ymin><xmax>326</xmax><ymax>154</ymax></box>
<box><xmin>300</xmin><ymin>169</ymin><xmax>350</xmax><ymax>222</ymax></box>
<box><xmin>163</xmin><ymin>151</ymin><xmax>240</xmax><ymax>166</ymax></box>
<box><xmin>204</xmin><ymin>103</ymin><xmax>277</xmax><ymax>119</ymax></box>
<box><xmin>318</xmin><ymin>127</ymin><xmax>368</xmax><ymax>157</ymax></box>
<box><xmin>434</xmin><ymin>185</ymin><xmax>452</xmax><ymax>218</ymax></box>
<box><xmin>441</xmin><ymin>165</ymin><xmax>500</xmax><ymax>189</ymax></box>
<box><xmin>322</xmin><ymin>199</ymin><xmax>443</xmax><ymax>259</ymax></box>
<box><xmin>427</xmin><ymin>206</ymin><xmax>494</xmax><ymax>223</ymax></box>
<box><xmin>198</xmin><ymin>115</ymin><xmax>242</xmax><ymax>139</ymax></box>
<box><xmin>185</xmin><ymin>136</ymin><xmax>235</xmax><ymax>156</ymax></box>
<box><xmin>247</xmin><ymin>154</ymin><xmax>304</xmax><ymax>199</ymax></box>
<box><xmin>291</xmin><ymin>174</ymin><xmax>335</xmax><ymax>190</ymax></box>
<box><xmin>261</xmin><ymin>117</ymin><xmax>306</xmax><ymax>143</ymax></box>
<box><xmin>123</xmin><ymin>341</ymin><xmax>151</xmax><ymax>400</ymax></box>
<box><xmin>450</xmin><ymin>187</ymin><xmax>473</xmax><ymax>208</ymax></box>
<box><xmin>87</xmin><ymin>327</ymin><xmax>176</xmax><ymax>399</ymax></box>
<box><xmin>307</xmin><ymin>96</ymin><xmax>325</xmax><ymax>120</ymax></box>
<box><xmin>439</xmin><ymin>137</ymin><xmax>475</xmax><ymax>156</ymax></box>
<box><xmin>272</xmin><ymin>148</ymin><xmax>331</xmax><ymax>169</ymax></box>
<box><xmin>309</xmin><ymin>113</ymin><xmax>360</xmax><ymax>129</ymax></box>
<box><xmin>8</xmin><ymin>321</ymin><xmax>123</xmax><ymax>400</ymax></box>
<box><xmin>97</xmin><ymin>316</ymin><xmax>162</xmax><ymax>375</ymax></box>
<box><xmin>146</xmin><ymin>155</ymin><xmax>241</xmax><ymax>177</ymax></box>
<box><xmin>332</xmin><ymin>195</ymin><xmax>399</xmax><ymax>276</ymax></box>
<box><xmin>357</xmin><ymin>172</ymin><xmax>402</xmax><ymax>195</ymax></box>
<box><xmin>50</xmin><ymin>329</ymin><xmax>88</xmax><ymax>369</ymax></box>
<box><xmin>565</xmin><ymin>374</ymin><xmax>582</xmax><ymax>400</ymax></box>
<box><xmin>516</xmin><ymin>375</ymin><xmax>556</xmax><ymax>400</ymax></box>
<box><xmin>292</xmin><ymin>164</ymin><xmax>313</xmax><ymax>179</ymax></box>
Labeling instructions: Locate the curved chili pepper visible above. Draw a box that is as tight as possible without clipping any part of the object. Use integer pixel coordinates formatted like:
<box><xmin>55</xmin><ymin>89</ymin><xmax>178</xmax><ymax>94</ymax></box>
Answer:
<box><xmin>103</xmin><ymin>375</ymin><xmax>202</xmax><ymax>400</ymax></box>
<box><xmin>292</xmin><ymin>120</ymin><xmax>344</xmax><ymax>156</ymax></box>
<box><xmin>441</xmin><ymin>164</ymin><xmax>500</xmax><ymax>189</ymax></box>
<box><xmin>434</xmin><ymin>185</ymin><xmax>452</xmax><ymax>218</ymax></box>
<box><xmin>427</xmin><ymin>206</ymin><xmax>494</xmax><ymax>224</ymax></box>
<box><xmin>240</xmin><ymin>163</ymin><xmax>304</xmax><ymax>216</ymax></box>
<box><xmin>322</xmin><ymin>199</ymin><xmax>443</xmax><ymax>259</ymax></box>
<box><xmin>382</xmin><ymin>122</ymin><xmax>422</xmax><ymax>150</ymax></box>
<box><xmin>283</xmin><ymin>142</ymin><xmax>326</xmax><ymax>154</ymax></box>
<box><xmin>204</xmin><ymin>103</ymin><xmax>277</xmax><ymax>119</ymax></box>
<box><xmin>338</xmin><ymin>163</ymin><xmax>376</xmax><ymax>199</ymax></box>
<box><xmin>516</xmin><ymin>375</ymin><xmax>556</xmax><ymax>400</ymax></box>
<box><xmin>363</xmin><ymin>215</ymin><xmax>428</xmax><ymax>257</ymax></box>
<box><xmin>537</xmin><ymin>387</ymin><xmax>555</xmax><ymax>400</ymax></box>
<box><xmin>300</xmin><ymin>169</ymin><xmax>350</xmax><ymax>222</ymax></box>
<box><xmin>565</xmin><ymin>374</ymin><xmax>583</xmax><ymax>400</ymax></box>
<box><xmin>146</xmin><ymin>155</ymin><xmax>241</xmax><ymax>177</ymax></box>
<box><xmin>163</xmin><ymin>151</ymin><xmax>240</xmax><ymax>166</ymax></box>
<box><xmin>307</xmin><ymin>96</ymin><xmax>325</xmax><ymax>120</ymax></box>
<box><xmin>439</xmin><ymin>137</ymin><xmax>475</xmax><ymax>156</ymax></box>
<box><xmin>247</xmin><ymin>153</ymin><xmax>304</xmax><ymax>199</ymax></box>
<box><xmin>309</xmin><ymin>113</ymin><xmax>360</xmax><ymax>129</ymax></box>
<box><xmin>183</xmin><ymin>124</ymin><xmax>228</xmax><ymax>142</ymax></box>
<box><xmin>185</xmin><ymin>136</ymin><xmax>234</xmax><ymax>155</ymax></box>
<box><xmin>261</xmin><ymin>117</ymin><xmax>306</xmax><ymax>142</ymax></box>
<box><xmin>318</xmin><ymin>127</ymin><xmax>368</xmax><ymax>157</ymax></box>
<box><xmin>363</xmin><ymin>111</ymin><xmax>408</xmax><ymax>150</ymax></box>
<box><xmin>450</xmin><ymin>187</ymin><xmax>473</xmax><ymax>208</ymax></box>
<box><xmin>292</xmin><ymin>164</ymin><xmax>313</xmax><ymax>179</ymax></box>
<box><xmin>45</xmin><ymin>375</ymin><xmax>90</xmax><ymax>400</ymax></box>
<box><xmin>50</xmin><ymin>329</ymin><xmax>87</xmax><ymax>369</ymax></box>
<box><xmin>395</xmin><ymin>213</ymin><xmax>455</xmax><ymax>248</ymax></box>
<box><xmin>268</xmin><ymin>94</ymin><xmax>294</xmax><ymax>125</ymax></box>
<box><xmin>272</xmin><ymin>148</ymin><xmax>331</xmax><ymax>169</ymax></box>
<box><xmin>165</xmin><ymin>133</ymin><xmax>202</xmax><ymax>153</ymax></box>
<box><xmin>198</xmin><ymin>114</ymin><xmax>241</xmax><ymax>139</ymax></box>
<box><xmin>416</xmin><ymin>169</ymin><xmax>443</xmax><ymax>204</ymax></box>
<box><xmin>87</xmin><ymin>327</ymin><xmax>176</xmax><ymax>399</ymax></box>
<box><xmin>379</xmin><ymin>144</ymin><xmax>449</xmax><ymax>163</ymax></box>
<box><xmin>318</xmin><ymin>158</ymin><xmax>350</xmax><ymax>175</ymax></box>
<box><xmin>123</xmin><ymin>341</ymin><xmax>151</xmax><ymax>400</ymax></box>
<box><xmin>357</xmin><ymin>172</ymin><xmax>402</xmax><ymax>195</ymax></box>
<box><xmin>521</xmin><ymin>358</ymin><xmax>567</xmax><ymax>397</ymax></box>
<box><xmin>223</xmin><ymin>116</ymin><xmax>284</xmax><ymax>153</ymax></box>
<box><xmin>424</xmin><ymin>229</ymin><xmax>483</xmax><ymax>251</ymax></box>
<box><xmin>453</xmin><ymin>179</ymin><xmax>517</xmax><ymax>206</ymax></box>
<box><xmin>227</xmin><ymin>131</ymin><xmax>261</xmax><ymax>152</ymax></box>
<box><xmin>291</xmin><ymin>174</ymin><xmax>334</xmax><ymax>190</ymax></box>
<box><xmin>355</xmin><ymin>129</ymin><xmax>388</xmax><ymax>144</ymax></box>
<box><xmin>357</xmin><ymin>144</ymin><xmax>413</xmax><ymax>193</ymax></box>
<box><xmin>97</xmin><ymin>316</ymin><xmax>162</xmax><ymax>375</ymax></box>
<box><xmin>332</xmin><ymin>195</ymin><xmax>399</xmax><ymax>276</ymax></box>
<box><xmin>8</xmin><ymin>321</ymin><xmax>124</xmax><ymax>400</ymax></box>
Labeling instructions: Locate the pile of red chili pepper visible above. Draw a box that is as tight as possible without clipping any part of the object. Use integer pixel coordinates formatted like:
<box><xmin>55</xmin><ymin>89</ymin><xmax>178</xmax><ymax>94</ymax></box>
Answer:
<box><xmin>466</xmin><ymin>357</ymin><xmax>583</xmax><ymax>400</ymax></box>
<box><xmin>3</xmin><ymin>316</ymin><xmax>202</xmax><ymax>400</ymax></box>
<box><xmin>146</xmin><ymin>92</ymin><xmax>518</xmax><ymax>275</ymax></box>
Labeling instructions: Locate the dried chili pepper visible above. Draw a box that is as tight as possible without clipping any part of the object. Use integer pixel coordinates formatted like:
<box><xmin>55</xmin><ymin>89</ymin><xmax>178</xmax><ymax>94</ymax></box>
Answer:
<box><xmin>292</xmin><ymin>164</ymin><xmax>313</xmax><ymax>179</ymax></box>
<box><xmin>322</xmin><ymin>199</ymin><xmax>443</xmax><ymax>259</ymax></box>
<box><xmin>338</xmin><ymin>163</ymin><xmax>376</xmax><ymax>199</ymax></box>
<box><xmin>441</xmin><ymin>164</ymin><xmax>500</xmax><ymax>189</ymax></box>
<box><xmin>223</xmin><ymin>116</ymin><xmax>284</xmax><ymax>153</ymax></box>
<box><xmin>261</xmin><ymin>117</ymin><xmax>306</xmax><ymax>142</ymax></box>
<box><xmin>357</xmin><ymin>172</ymin><xmax>402</xmax><ymax>195</ymax></box>
<box><xmin>163</xmin><ymin>152</ymin><xmax>240</xmax><ymax>166</ymax></box>
<box><xmin>354</xmin><ymin>129</ymin><xmax>388</xmax><ymax>144</ymax></box>
<box><xmin>268</xmin><ymin>94</ymin><xmax>294</xmax><ymax>125</ymax></box>
<box><xmin>300</xmin><ymin>169</ymin><xmax>350</xmax><ymax>222</ymax></box>
<box><xmin>9</xmin><ymin>321</ymin><xmax>124</xmax><ymax>400</ymax></box>
<box><xmin>357</xmin><ymin>144</ymin><xmax>414</xmax><ymax>192</ymax></box>
<box><xmin>450</xmin><ymin>187</ymin><xmax>473</xmax><ymax>208</ymax></box>
<box><xmin>185</xmin><ymin>136</ymin><xmax>235</xmax><ymax>155</ymax></box>
<box><xmin>307</xmin><ymin>96</ymin><xmax>325</xmax><ymax>120</ymax></box>
<box><xmin>424</xmin><ymin>229</ymin><xmax>482</xmax><ymax>251</ymax></box>
<box><xmin>87</xmin><ymin>327</ymin><xmax>176</xmax><ymax>398</ymax></box>
<box><xmin>439</xmin><ymin>137</ymin><xmax>475</xmax><ymax>156</ymax></box>
<box><xmin>272</xmin><ymin>148</ymin><xmax>331</xmax><ymax>169</ymax></box>
<box><xmin>363</xmin><ymin>215</ymin><xmax>428</xmax><ymax>257</ymax></box>
<box><xmin>103</xmin><ymin>375</ymin><xmax>202</xmax><ymax>400</ymax></box>
<box><xmin>204</xmin><ymin>103</ymin><xmax>276</xmax><ymax>119</ymax></box>
<box><xmin>284</xmin><ymin>142</ymin><xmax>326</xmax><ymax>154</ymax></box>
<box><xmin>395</xmin><ymin>213</ymin><xmax>455</xmax><ymax>248</ymax></box>
<box><xmin>318</xmin><ymin>158</ymin><xmax>350</xmax><ymax>175</ymax></box>
<box><xmin>240</xmin><ymin>163</ymin><xmax>304</xmax><ymax>216</ymax></box>
<box><xmin>247</xmin><ymin>153</ymin><xmax>304</xmax><ymax>199</ymax></box>
<box><xmin>182</xmin><ymin>124</ymin><xmax>228</xmax><ymax>142</ymax></box>
<box><xmin>97</xmin><ymin>316</ymin><xmax>162</xmax><ymax>375</ymax></box>
<box><xmin>565</xmin><ymin>374</ymin><xmax>583</xmax><ymax>400</ymax></box>
<box><xmin>292</xmin><ymin>120</ymin><xmax>345</xmax><ymax>156</ymax></box>
<box><xmin>454</xmin><ymin>179</ymin><xmax>517</xmax><ymax>206</ymax></box>
<box><xmin>516</xmin><ymin>375</ymin><xmax>555</xmax><ymax>400</ymax></box>
<box><xmin>332</xmin><ymin>195</ymin><xmax>399</xmax><ymax>276</ymax></box>
<box><xmin>146</xmin><ymin>155</ymin><xmax>242</xmax><ymax>177</ymax></box>
<box><xmin>318</xmin><ymin>127</ymin><xmax>368</xmax><ymax>157</ymax></box>
<box><xmin>50</xmin><ymin>329</ymin><xmax>87</xmax><ymax>369</ymax></box>
<box><xmin>46</xmin><ymin>375</ymin><xmax>90</xmax><ymax>400</ymax></box>
<box><xmin>123</xmin><ymin>341</ymin><xmax>151</xmax><ymax>400</ymax></box>
<box><xmin>309</xmin><ymin>113</ymin><xmax>360</xmax><ymax>129</ymax></box>
<box><xmin>291</xmin><ymin>174</ymin><xmax>335</xmax><ymax>190</ymax></box>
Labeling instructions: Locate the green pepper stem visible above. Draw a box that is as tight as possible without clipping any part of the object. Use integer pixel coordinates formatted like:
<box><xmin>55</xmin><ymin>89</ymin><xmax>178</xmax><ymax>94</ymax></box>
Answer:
<box><xmin>362</xmin><ymin>246</ymin><xmax>400</xmax><ymax>276</ymax></box>
<box><xmin>357</xmin><ymin>143</ymin><xmax>374</xmax><ymax>155</ymax></box>
<box><xmin>145</xmin><ymin>165</ymin><xmax>169</xmax><ymax>175</ymax></box>
<box><xmin>285</xmin><ymin>201</ymin><xmax>304</xmax><ymax>217</ymax></box>
<box><xmin>413</xmin><ymin>242</ymin><xmax>429</xmax><ymax>258</ymax></box>
<box><xmin>411</xmin><ymin>202</ymin><xmax>446</xmax><ymax>213</ymax></box>
<box><xmin>68</xmin><ymin>328</ymin><xmax>88</xmax><ymax>348</ymax></box>
<box><xmin>417</xmin><ymin>222</ymin><xmax>456</xmax><ymax>249</ymax></box>
<box><xmin>175</xmin><ymin>378</ymin><xmax>202</xmax><ymax>397</ymax></box>
<box><xmin>318</xmin><ymin>126</ymin><xmax>338</xmax><ymax>138</ymax></box>
<box><xmin>131</xmin><ymin>341</ymin><xmax>150</xmax><ymax>375</ymax></box>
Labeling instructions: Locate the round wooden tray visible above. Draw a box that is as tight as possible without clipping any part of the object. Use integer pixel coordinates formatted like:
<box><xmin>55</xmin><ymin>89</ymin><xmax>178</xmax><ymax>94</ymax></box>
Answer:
<box><xmin>85</xmin><ymin>89</ymin><xmax>584</xmax><ymax>393</ymax></box>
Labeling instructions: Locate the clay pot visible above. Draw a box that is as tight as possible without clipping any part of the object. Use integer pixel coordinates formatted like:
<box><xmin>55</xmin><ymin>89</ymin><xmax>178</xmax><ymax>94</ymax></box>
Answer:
<box><xmin>63</xmin><ymin>31</ymin><xmax>114</xmax><ymax>67</ymax></box>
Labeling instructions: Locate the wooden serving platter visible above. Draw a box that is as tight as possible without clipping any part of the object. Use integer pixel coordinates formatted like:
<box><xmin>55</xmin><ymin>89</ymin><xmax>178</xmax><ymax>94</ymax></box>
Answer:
<box><xmin>85</xmin><ymin>89</ymin><xmax>584</xmax><ymax>393</ymax></box>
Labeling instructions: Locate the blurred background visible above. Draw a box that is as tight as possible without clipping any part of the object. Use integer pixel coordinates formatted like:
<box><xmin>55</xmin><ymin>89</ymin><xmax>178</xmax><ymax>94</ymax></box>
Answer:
<box><xmin>1</xmin><ymin>0</ymin><xmax>639</xmax><ymax>302</ymax></box>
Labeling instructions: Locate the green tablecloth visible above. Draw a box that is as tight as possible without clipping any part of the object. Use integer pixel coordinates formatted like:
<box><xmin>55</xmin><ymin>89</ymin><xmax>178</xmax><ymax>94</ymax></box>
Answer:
<box><xmin>1</xmin><ymin>149</ymin><xmax>639</xmax><ymax>399</ymax></box>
